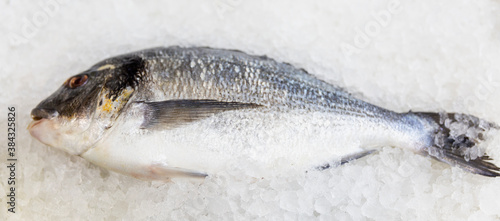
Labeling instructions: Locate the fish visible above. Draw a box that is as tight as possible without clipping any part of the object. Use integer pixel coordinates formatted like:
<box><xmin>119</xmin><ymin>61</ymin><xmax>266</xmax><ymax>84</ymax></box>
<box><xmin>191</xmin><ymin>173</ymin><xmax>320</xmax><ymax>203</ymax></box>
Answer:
<box><xmin>28</xmin><ymin>46</ymin><xmax>500</xmax><ymax>180</ymax></box>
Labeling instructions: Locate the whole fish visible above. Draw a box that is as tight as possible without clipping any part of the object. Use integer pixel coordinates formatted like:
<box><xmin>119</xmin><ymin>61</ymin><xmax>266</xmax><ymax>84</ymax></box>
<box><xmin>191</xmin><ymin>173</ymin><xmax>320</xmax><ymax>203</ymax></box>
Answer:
<box><xmin>28</xmin><ymin>47</ymin><xmax>500</xmax><ymax>180</ymax></box>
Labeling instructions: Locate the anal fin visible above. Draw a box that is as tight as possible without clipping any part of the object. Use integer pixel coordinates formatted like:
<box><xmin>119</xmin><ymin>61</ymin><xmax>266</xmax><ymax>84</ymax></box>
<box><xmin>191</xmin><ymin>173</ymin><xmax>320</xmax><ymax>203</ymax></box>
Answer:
<box><xmin>314</xmin><ymin>149</ymin><xmax>377</xmax><ymax>171</ymax></box>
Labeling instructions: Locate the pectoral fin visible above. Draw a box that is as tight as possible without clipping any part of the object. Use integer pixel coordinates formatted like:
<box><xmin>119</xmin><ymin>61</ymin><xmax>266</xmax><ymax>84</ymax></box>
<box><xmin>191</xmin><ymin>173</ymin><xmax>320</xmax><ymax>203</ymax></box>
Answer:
<box><xmin>129</xmin><ymin>163</ymin><xmax>208</xmax><ymax>181</ymax></box>
<box><xmin>139</xmin><ymin>99</ymin><xmax>261</xmax><ymax>129</ymax></box>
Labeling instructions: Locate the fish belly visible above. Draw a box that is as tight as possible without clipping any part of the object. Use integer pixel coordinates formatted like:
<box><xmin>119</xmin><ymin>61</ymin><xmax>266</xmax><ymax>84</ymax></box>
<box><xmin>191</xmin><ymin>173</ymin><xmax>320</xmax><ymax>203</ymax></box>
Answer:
<box><xmin>81</xmin><ymin>108</ymin><xmax>425</xmax><ymax>180</ymax></box>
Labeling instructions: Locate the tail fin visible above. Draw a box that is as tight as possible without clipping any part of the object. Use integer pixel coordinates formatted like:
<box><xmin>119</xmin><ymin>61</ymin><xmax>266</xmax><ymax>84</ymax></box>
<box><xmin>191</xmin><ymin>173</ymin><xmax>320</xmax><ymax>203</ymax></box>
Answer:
<box><xmin>415</xmin><ymin>112</ymin><xmax>500</xmax><ymax>177</ymax></box>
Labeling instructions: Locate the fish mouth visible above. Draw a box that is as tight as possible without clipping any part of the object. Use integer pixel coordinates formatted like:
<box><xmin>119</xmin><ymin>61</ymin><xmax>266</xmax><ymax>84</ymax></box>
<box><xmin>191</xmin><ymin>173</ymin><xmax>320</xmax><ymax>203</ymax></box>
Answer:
<box><xmin>28</xmin><ymin>119</ymin><xmax>58</xmax><ymax>147</ymax></box>
<box><xmin>27</xmin><ymin>118</ymin><xmax>96</xmax><ymax>156</ymax></box>
<box><xmin>27</xmin><ymin>119</ymin><xmax>43</xmax><ymax>131</ymax></box>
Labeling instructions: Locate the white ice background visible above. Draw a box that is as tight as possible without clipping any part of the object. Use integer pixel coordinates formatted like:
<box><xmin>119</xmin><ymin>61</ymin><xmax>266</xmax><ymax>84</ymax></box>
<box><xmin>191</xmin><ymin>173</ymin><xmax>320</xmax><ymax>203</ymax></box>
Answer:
<box><xmin>1</xmin><ymin>0</ymin><xmax>500</xmax><ymax>220</ymax></box>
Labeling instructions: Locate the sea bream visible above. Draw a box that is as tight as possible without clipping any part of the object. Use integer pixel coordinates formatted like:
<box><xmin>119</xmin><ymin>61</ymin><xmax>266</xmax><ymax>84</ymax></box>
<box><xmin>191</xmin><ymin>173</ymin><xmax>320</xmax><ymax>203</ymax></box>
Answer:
<box><xmin>28</xmin><ymin>46</ymin><xmax>500</xmax><ymax>180</ymax></box>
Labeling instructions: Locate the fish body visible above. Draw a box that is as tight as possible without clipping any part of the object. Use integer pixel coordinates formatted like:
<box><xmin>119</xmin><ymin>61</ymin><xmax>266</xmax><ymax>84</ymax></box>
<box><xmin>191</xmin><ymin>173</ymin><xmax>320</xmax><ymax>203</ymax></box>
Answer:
<box><xmin>28</xmin><ymin>47</ymin><xmax>500</xmax><ymax>179</ymax></box>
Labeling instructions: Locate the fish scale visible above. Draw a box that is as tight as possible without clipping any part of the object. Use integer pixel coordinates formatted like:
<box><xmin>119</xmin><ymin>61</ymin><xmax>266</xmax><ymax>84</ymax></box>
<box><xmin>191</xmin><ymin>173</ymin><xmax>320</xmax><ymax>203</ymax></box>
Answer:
<box><xmin>142</xmin><ymin>48</ymin><xmax>386</xmax><ymax>118</ymax></box>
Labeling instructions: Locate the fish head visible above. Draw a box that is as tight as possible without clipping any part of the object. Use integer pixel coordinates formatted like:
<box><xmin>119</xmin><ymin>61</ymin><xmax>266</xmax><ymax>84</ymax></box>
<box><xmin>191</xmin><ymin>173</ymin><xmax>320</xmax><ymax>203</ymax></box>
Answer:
<box><xmin>28</xmin><ymin>55</ymin><xmax>146</xmax><ymax>155</ymax></box>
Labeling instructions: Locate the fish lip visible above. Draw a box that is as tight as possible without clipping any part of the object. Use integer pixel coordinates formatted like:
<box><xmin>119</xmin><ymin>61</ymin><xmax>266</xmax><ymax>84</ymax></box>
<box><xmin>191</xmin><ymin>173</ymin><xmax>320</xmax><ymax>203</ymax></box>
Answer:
<box><xmin>28</xmin><ymin>119</ymin><xmax>55</xmax><ymax>148</ymax></box>
<box><xmin>27</xmin><ymin>119</ymin><xmax>44</xmax><ymax>131</ymax></box>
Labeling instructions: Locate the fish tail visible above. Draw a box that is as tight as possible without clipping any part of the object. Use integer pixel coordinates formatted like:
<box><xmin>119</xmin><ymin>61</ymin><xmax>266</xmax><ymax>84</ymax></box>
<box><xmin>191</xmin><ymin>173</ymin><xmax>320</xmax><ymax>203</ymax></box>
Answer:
<box><xmin>413</xmin><ymin>112</ymin><xmax>500</xmax><ymax>177</ymax></box>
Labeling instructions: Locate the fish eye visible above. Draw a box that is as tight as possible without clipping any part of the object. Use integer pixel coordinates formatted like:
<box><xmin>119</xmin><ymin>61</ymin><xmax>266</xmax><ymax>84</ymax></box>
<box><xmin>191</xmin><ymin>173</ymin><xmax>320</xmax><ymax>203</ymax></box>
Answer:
<box><xmin>65</xmin><ymin>74</ymin><xmax>88</xmax><ymax>89</ymax></box>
